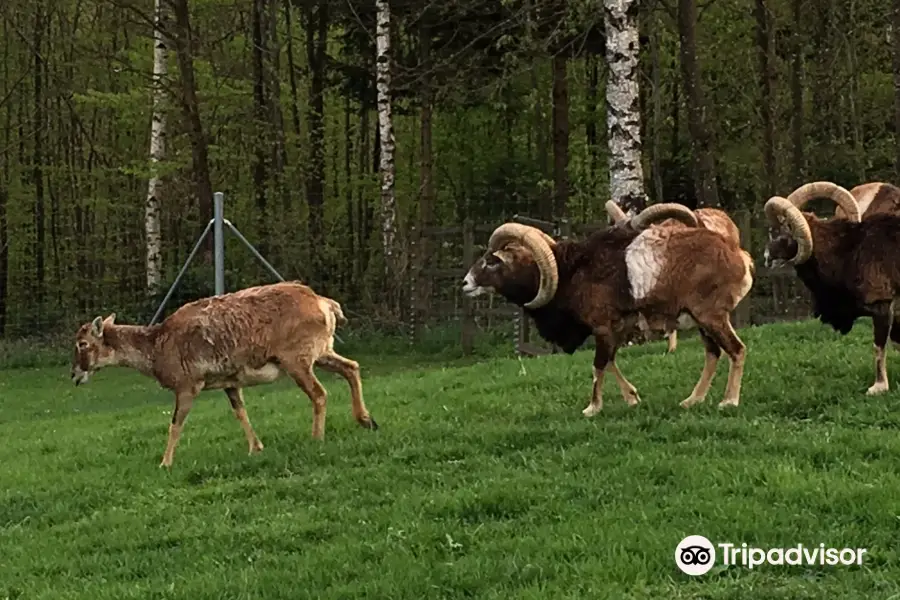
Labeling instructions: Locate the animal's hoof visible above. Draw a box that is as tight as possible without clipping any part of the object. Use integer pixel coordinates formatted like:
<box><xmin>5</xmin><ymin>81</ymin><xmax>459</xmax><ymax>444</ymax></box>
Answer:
<box><xmin>159</xmin><ymin>460</ymin><xmax>172</xmax><ymax>469</ymax></box>
<box><xmin>249</xmin><ymin>441</ymin><xmax>264</xmax><ymax>454</ymax></box>
<box><xmin>367</xmin><ymin>417</ymin><xmax>379</xmax><ymax>431</ymax></box>
<box><xmin>717</xmin><ymin>398</ymin><xmax>739</xmax><ymax>408</ymax></box>
<box><xmin>866</xmin><ymin>382</ymin><xmax>889</xmax><ymax>396</ymax></box>
<box><xmin>582</xmin><ymin>404</ymin><xmax>602</xmax><ymax>417</ymax></box>
<box><xmin>680</xmin><ymin>396</ymin><xmax>702</xmax><ymax>409</ymax></box>
<box><xmin>625</xmin><ymin>393</ymin><xmax>641</xmax><ymax>407</ymax></box>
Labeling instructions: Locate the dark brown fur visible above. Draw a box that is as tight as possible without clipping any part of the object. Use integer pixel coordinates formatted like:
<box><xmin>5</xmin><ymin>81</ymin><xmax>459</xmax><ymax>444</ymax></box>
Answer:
<box><xmin>465</xmin><ymin>223</ymin><xmax>753</xmax><ymax>411</ymax></box>
<box><xmin>766</xmin><ymin>212</ymin><xmax>900</xmax><ymax>393</ymax></box>
<box><xmin>71</xmin><ymin>281</ymin><xmax>377</xmax><ymax>467</ymax></box>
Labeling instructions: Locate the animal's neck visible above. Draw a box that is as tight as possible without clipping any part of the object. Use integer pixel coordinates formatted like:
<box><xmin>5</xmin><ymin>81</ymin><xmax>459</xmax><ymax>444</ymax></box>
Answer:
<box><xmin>806</xmin><ymin>221</ymin><xmax>845</xmax><ymax>280</ymax></box>
<box><xmin>105</xmin><ymin>325</ymin><xmax>159</xmax><ymax>375</ymax></box>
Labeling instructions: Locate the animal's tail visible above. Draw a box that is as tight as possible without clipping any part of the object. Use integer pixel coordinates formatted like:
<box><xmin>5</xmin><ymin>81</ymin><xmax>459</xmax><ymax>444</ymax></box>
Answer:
<box><xmin>741</xmin><ymin>249</ymin><xmax>756</xmax><ymax>277</ymax></box>
<box><xmin>324</xmin><ymin>298</ymin><xmax>348</xmax><ymax>327</ymax></box>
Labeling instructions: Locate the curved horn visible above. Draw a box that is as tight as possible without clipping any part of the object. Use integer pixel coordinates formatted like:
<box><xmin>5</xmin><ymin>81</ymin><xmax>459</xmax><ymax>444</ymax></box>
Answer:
<box><xmin>487</xmin><ymin>223</ymin><xmax>558</xmax><ymax>309</ymax></box>
<box><xmin>629</xmin><ymin>203</ymin><xmax>699</xmax><ymax>231</ymax></box>
<box><xmin>765</xmin><ymin>196</ymin><xmax>813</xmax><ymax>264</ymax></box>
<box><xmin>605</xmin><ymin>200</ymin><xmax>628</xmax><ymax>224</ymax></box>
<box><xmin>786</xmin><ymin>181</ymin><xmax>861</xmax><ymax>222</ymax></box>
<box><xmin>489</xmin><ymin>223</ymin><xmax>556</xmax><ymax>251</ymax></box>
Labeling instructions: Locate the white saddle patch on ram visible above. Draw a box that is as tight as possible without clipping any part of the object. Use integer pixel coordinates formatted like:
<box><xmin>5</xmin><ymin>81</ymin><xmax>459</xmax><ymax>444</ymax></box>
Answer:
<box><xmin>625</xmin><ymin>227</ymin><xmax>669</xmax><ymax>301</ymax></box>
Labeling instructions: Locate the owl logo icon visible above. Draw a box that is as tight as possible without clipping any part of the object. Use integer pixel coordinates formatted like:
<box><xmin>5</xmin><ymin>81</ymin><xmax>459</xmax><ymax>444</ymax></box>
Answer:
<box><xmin>675</xmin><ymin>535</ymin><xmax>716</xmax><ymax>576</ymax></box>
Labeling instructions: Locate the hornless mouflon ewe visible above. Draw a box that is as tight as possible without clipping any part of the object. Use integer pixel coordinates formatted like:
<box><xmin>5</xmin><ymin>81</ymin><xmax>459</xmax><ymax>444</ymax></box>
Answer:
<box><xmin>605</xmin><ymin>200</ymin><xmax>749</xmax><ymax>354</ymax></box>
<box><xmin>71</xmin><ymin>281</ymin><xmax>377</xmax><ymax>467</ymax></box>
<box><xmin>462</xmin><ymin>202</ymin><xmax>755</xmax><ymax>414</ymax></box>
<box><xmin>763</xmin><ymin>180</ymin><xmax>900</xmax><ymax>395</ymax></box>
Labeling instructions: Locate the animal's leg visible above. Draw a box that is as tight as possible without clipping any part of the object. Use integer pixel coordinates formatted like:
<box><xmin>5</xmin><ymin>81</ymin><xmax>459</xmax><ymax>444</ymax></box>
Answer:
<box><xmin>666</xmin><ymin>330</ymin><xmax>678</xmax><ymax>354</ymax></box>
<box><xmin>889</xmin><ymin>316</ymin><xmax>900</xmax><ymax>351</ymax></box>
<box><xmin>282</xmin><ymin>360</ymin><xmax>328</xmax><ymax>439</ymax></box>
<box><xmin>607</xmin><ymin>358</ymin><xmax>641</xmax><ymax>406</ymax></box>
<box><xmin>225</xmin><ymin>387</ymin><xmax>264</xmax><ymax>454</ymax></box>
<box><xmin>681</xmin><ymin>330</ymin><xmax>722</xmax><ymax>408</ymax></box>
<box><xmin>160</xmin><ymin>385</ymin><xmax>201</xmax><ymax>468</ymax></box>
<box><xmin>867</xmin><ymin>301</ymin><xmax>894</xmax><ymax>395</ymax></box>
<box><xmin>697</xmin><ymin>316</ymin><xmax>745</xmax><ymax>408</ymax></box>
<box><xmin>315</xmin><ymin>352</ymin><xmax>378</xmax><ymax>430</ymax></box>
<box><xmin>583</xmin><ymin>331</ymin><xmax>617</xmax><ymax>417</ymax></box>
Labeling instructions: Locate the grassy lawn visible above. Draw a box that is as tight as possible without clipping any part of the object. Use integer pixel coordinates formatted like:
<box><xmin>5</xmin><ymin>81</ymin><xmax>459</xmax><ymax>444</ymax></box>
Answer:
<box><xmin>2</xmin><ymin>319</ymin><xmax>900</xmax><ymax>598</ymax></box>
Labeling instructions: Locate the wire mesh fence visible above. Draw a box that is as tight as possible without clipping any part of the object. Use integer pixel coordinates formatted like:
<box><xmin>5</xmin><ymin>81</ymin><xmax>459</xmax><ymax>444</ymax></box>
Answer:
<box><xmin>0</xmin><ymin>187</ymin><xmax>815</xmax><ymax>372</ymax></box>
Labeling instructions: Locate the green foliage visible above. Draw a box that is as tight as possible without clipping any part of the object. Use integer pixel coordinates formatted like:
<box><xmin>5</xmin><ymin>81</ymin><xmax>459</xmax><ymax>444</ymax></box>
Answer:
<box><xmin>0</xmin><ymin>0</ymin><xmax>897</xmax><ymax>347</ymax></box>
<box><xmin>1</xmin><ymin>321</ymin><xmax>899</xmax><ymax>597</ymax></box>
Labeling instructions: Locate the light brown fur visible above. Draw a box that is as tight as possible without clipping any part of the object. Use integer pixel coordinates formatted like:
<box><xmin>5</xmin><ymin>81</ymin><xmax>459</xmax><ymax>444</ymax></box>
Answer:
<box><xmin>624</xmin><ymin>224</ymin><xmax>751</xmax><ymax>409</ymax></box>
<box><xmin>650</xmin><ymin>207</ymin><xmax>746</xmax><ymax>353</ymax></box>
<box><xmin>71</xmin><ymin>281</ymin><xmax>377</xmax><ymax>467</ymax></box>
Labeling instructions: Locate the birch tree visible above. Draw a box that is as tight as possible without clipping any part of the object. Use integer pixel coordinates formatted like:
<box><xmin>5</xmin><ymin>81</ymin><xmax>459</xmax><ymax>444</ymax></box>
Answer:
<box><xmin>375</xmin><ymin>0</ymin><xmax>397</xmax><ymax>279</ymax></box>
<box><xmin>603</xmin><ymin>0</ymin><xmax>646</xmax><ymax>214</ymax></box>
<box><xmin>145</xmin><ymin>0</ymin><xmax>167</xmax><ymax>294</ymax></box>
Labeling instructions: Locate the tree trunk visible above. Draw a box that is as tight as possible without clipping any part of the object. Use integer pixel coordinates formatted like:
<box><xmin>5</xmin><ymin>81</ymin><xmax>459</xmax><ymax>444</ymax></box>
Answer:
<box><xmin>33</xmin><ymin>0</ymin><xmax>46</xmax><ymax>321</ymax></box>
<box><xmin>650</xmin><ymin>10</ymin><xmax>664</xmax><ymax>204</ymax></box>
<box><xmin>305</xmin><ymin>0</ymin><xmax>327</xmax><ymax>287</ymax></box>
<box><xmin>376</xmin><ymin>0</ymin><xmax>398</xmax><ymax>298</ymax></box>
<box><xmin>585</xmin><ymin>55</ymin><xmax>599</xmax><ymax>199</ymax></box>
<box><xmin>284</xmin><ymin>0</ymin><xmax>301</xmax><ymax>140</ymax></box>
<box><xmin>251</xmin><ymin>0</ymin><xmax>268</xmax><ymax>227</ymax></box>
<box><xmin>284</xmin><ymin>0</ymin><xmax>302</xmax><ymax>218</ymax></box>
<box><xmin>755</xmin><ymin>0</ymin><xmax>777</xmax><ymax>195</ymax></box>
<box><xmin>266</xmin><ymin>0</ymin><xmax>287</xmax><ymax>210</ymax></box>
<box><xmin>895</xmin><ymin>0</ymin><xmax>900</xmax><ymax>175</ymax></box>
<box><xmin>167</xmin><ymin>0</ymin><xmax>215</xmax><ymax>251</ymax></box>
<box><xmin>344</xmin><ymin>94</ymin><xmax>355</xmax><ymax>296</ymax></box>
<box><xmin>551</xmin><ymin>52</ymin><xmax>569</xmax><ymax>218</ymax></box>
<box><xmin>811</xmin><ymin>1</ymin><xmax>838</xmax><ymax>152</ymax></box>
<box><xmin>146</xmin><ymin>0</ymin><xmax>167</xmax><ymax>295</ymax></box>
<box><xmin>791</xmin><ymin>0</ymin><xmax>805</xmax><ymax>185</ymax></box>
<box><xmin>847</xmin><ymin>0</ymin><xmax>865</xmax><ymax>181</ymax></box>
<box><xmin>418</xmin><ymin>13</ymin><xmax>435</xmax><ymax>317</ymax></box>
<box><xmin>0</xmin><ymin>16</ymin><xmax>8</xmax><ymax>333</ymax></box>
<box><xmin>357</xmin><ymin>105</ymin><xmax>372</xmax><ymax>278</ymax></box>
<box><xmin>677</xmin><ymin>0</ymin><xmax>719</xmax><ymax>207</ymax></box>
<box><xmin>604</xmin><ymin>0</ymin><xmax>647</xmax><ymax>213</ymax></box>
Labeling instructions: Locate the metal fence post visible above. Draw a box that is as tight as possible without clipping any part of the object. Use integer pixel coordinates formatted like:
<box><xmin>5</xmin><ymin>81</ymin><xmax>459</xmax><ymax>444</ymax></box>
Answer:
<box><xmin>213</xmin><ymin>191</ymin><xmax>225</xmax><ymax>296</ymax></box>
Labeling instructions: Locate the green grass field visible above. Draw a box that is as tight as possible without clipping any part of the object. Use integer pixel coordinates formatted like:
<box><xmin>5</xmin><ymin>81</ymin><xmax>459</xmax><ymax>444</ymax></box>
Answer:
<box><xmin>2</xmin><ymin>319</ymin><xmax>900</xmax><ymax>599</ymax></box>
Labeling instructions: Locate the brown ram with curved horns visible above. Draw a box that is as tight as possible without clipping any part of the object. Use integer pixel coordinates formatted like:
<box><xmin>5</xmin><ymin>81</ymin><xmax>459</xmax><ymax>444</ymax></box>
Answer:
<box><xmin>764</xmin><ymin>181</ymin><xmax>900</xmax><ymax>396</ymax></box>
<box><xmin>605</xmin><ymin>200</ymin><xmax>746</xmax><ymax>354</ymax></box>
<box><xmin>463</xmin><ymin>202</ymin><xmax>754</xmax><ymax>415</ymax></box>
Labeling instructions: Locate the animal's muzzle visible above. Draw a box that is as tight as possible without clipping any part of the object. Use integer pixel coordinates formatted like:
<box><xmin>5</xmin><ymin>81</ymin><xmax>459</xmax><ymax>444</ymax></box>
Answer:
<box><xmin>461</xmin><ymin>272</ymin><xmax>480</xmax><ymax>297</ymax></box>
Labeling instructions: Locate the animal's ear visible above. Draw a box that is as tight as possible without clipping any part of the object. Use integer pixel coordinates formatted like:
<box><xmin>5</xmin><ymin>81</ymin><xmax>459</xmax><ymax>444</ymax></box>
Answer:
<box><xmin>104</xmin><ymin>313</ymin><xmax>116</xmax><ymax>326</ymax></box>
<box><xmin>491</xmin><ymin>249</ymin><xmax>514</xmax><ymax>265</ymax></box>
<box><xmin>90</xmin><ymin>316</ymin><xmax>104</xmax><ymax>337</ymax></box>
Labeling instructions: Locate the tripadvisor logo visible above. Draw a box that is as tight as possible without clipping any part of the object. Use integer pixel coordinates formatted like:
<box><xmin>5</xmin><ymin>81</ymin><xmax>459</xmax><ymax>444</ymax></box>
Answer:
<box><xmin>675</xmin><ymin>535</ymin><xmax>868</xmax><ymax>576</ymax></box>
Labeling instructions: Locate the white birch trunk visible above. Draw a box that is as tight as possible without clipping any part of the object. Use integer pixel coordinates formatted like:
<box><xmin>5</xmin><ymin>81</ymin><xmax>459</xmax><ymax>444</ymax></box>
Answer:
<box><xmin>145</xmin><ymin>0</ymin><xmax>167</xmax><ymax>294</ymax></box>
<box><xmin>603</xmin><ymin>0</ymin><xmax>646</xmax><ymax>212</ymax></box>
<box><xmin>375</xmin><ymin>0</ymin><xmax>397</xmax><ymax>274</ymax></box>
